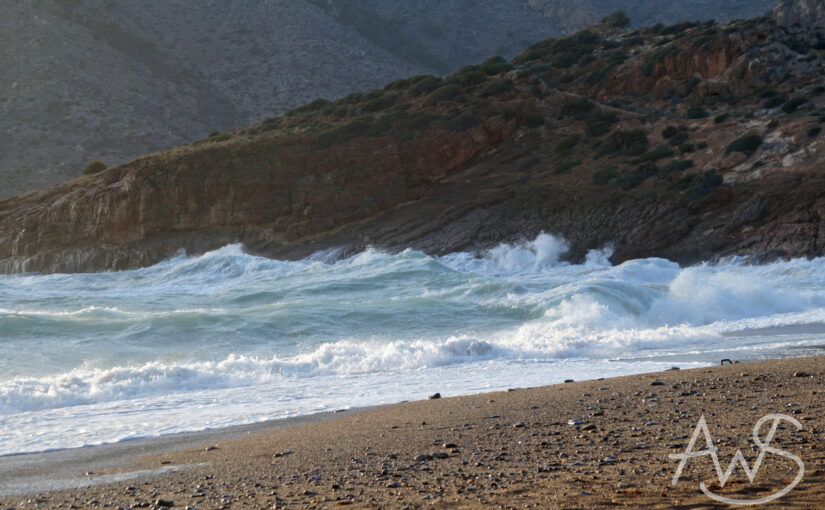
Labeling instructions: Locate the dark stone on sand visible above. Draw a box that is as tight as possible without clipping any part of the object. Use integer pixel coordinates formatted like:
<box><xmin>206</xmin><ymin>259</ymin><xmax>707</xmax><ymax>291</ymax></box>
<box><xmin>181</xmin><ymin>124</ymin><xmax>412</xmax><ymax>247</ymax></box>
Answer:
<box><xmin>386</xmin><ymin>481</ymin><xmax>400</xmax><ymax>488</ymax></box>
<box><xmin>581</xmin><ymin>423</ymin><xmax>597</xmax><ymax>431</ymax></box>
<box><xmin>428</xmin><ymin>393</ymin><xmax>441</xmax><ymax>400</ymax></box>
<box><xmin>513</xmin><ymin>422</ymin><xmax>525</xmax><ymax>428</ymax></box>
<box><xmin>443</xmin><ymin>442</ymin><xmax>457</xmax><ymax>448</ymax></box>
<box><xmin>564</xmin><ymin>379</ymin><xmax>574</xmax><ymax>383</ymax></box>
<box><xmin>155</xmin><ymin>500</ymin><xmax>174</xmax><ymax>508</ymax></box>
<box><xmin>650</xmin><ymin>381</ymin><xmax>665</xmax><ymax>386</ymax></box>
<box><xmin>795</xmin><ymin>371</ymin><xmax>812</xmax><ymax>377</ymax></box>
<box><xmin>205</xmin><ymin>445</ymin><xmax>218</xmax><ymax>451</ymax></box>
<box><xmin>415</xmin><ymin>454</ymin><xmax>433</xmax><ymax>462</ymax></box>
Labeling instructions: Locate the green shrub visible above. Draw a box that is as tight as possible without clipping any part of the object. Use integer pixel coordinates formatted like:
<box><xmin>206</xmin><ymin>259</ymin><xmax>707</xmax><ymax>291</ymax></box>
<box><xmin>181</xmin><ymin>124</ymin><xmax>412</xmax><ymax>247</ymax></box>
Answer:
<box><xmin>385</xmin><ymin>78</ymin><xmax>411</xmax><ymax>91</ymax></box>
<box><xmin>641</xmin><ymin>44</ymin><xmax>681</xmax><ymax>76</ymax></box>
<box><xmin>287</xmin><ymin>98</ymin><xmax>331</xmax><ymax>116</ymax></box>
<box><xmin>261</xmin><ymin>117</ymin><xmax>281</xmax><ymax>131</ymax></box>
<box><xmin>662</xmin><ymin>159</ymin><xmax>694</xmax><ymax>173</ymax></box>
<box><xmin>447</xmin><ymin>69</ymin><xmax>487</xmax><ymax>87</ymax></box>
<box><xmin>782</xmin><ymin>97</ymin><xmax>807</xmax><ymax>114</ymax></box>
<box><xmin>602</xmin><ymin>10</ymin><xmax>630</xmax><ymax>28</ymax></box>
<box><xmin>726</xmin><ymin>134</ymin><xmax>762</xmax><ymax>156</ymax></box>
<box><xmin>679</xmin><ymin>142</ymin><xmax>695</xmax><ymax>153</ymax></box>
<box><xmin>697</xmin><ymin>140</ymin><xmax>709</xmax><ymax>149</ymax></box>
<box><xmin>668</xmin><ymin>131</ymin><xmax>689</xmax><ymax>146</ymax></box>
<box><xmin>209</xmin><ymin>133</ymin><xmax>232</xmax><ymax>142</ymax></box>
<box><xmin>631</xmin><ymin>145</ymin><xmax>674</xmax><ymax>163</ymax></box>
<box><xmin>686</xmin><ymin>105</ymin><xmax>709</xmax><ymax>119</ymax></box>
<box><xmin>559</xmin><ymin>97</ymin><xmax>594</xmax><ymax>119</ymax></box>
<box><xmin>83</xmin><ymin>160</ymin><xmax>107</xmax><ymax>175</ymax></box>
<box><xmin>409</xmin><ymin>75</ymin><xmax>442</xmax><ymax>96</ymax></box>
<box><xmin>763</xmin><ymin>96</ymin><xmax>785</xmax><ymax>109</ymax></box>
<box><xmin>593</xmin><ymin>167</ymin><xmax>619</xmax><ymax>185</ymax></box>
<box><xmin>513</xmin><ymin>29</ymin><xmax>600</xmax><ymax>66</ymax></box>
<box><xmin>662</xmin><ymin>125</ymin><xmax>679</xmax><ymax>138</ymax></box>
<box><xmin>499</xmin><ymin>109</ymin><xmax>516</xmax><ymax>120</ymax></box>
<box><xmin>479</xmin><ymin>56</ymin><xmax>513</xmax><ymax>75</ymax></box>
<box><xmin>598</xmin><ymin>129</ymin><xmax>649</xmax><ymax>156</ymax></box>
<box><xmin>585</xmin><ymin>67</ymin><xmax>611</xmax><ymax>86</ymax></box>
<box><xmin>480</xmin><ymin>79</ymin><xmax>515</xmax><ymax>97</ymax></box>
<box><xmin>609</xmin><ymin>162</ymin><xmax>657</xmax><ymax>189</ymax></box>
<box><xmin>441</xmin><ymin>110</ymin><xmax>480</xmax><ymax>131</ymax></box>
<box><xmin>660</xmin><ymin>21</ymin><xmax>698</xmax><ymax>36</ymax></box>
<box><xmin>551</xmin><ymin>52</ymin><xmax>578</xmax><ymax>68</ymax></box>
<box><xmin>686</xmin><ymin>170</ymin><xmax>723</xmax><ymax>199</ymax></box>
<box><xmin>585</xmin><ymin>110</ymin><xmax>618</xmax><ymax>137</ymax></box>
<box><xmin>362</xmin><ymin>91</ymin><xmax>398</xmax><ymax>112</ymax></box>
<box><xmin>554</xmin><ymin>159</ymin><xmax>581</xmax><ymax>174</ymax></box>
<box><xmin>402</xmin><ymin>111</ymin><xmax>438</xmax><ymax>133</ymax></box>
<box><xmin>555</xmin><ymin>134</ymin><xmax>581</xmax><ymax>154</ymax></box>
<box><xmin>424</xmin><ymin>84</ymin><xmax>464</xmax><ymax>105</ymax></box>
<box><xmin>317</xmin><ymin>118</ymin><xmax>372</xmax><ymax>148</ymax></box>
<box><xmin>525</xmin><ymin>113</ymin><xmax>546</xmax><ymax>128</ymax></box>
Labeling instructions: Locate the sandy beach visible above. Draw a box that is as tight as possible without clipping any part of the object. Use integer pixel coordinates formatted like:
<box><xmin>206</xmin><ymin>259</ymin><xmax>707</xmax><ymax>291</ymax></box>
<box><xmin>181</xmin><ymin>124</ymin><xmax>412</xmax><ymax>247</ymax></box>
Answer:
<box><xmin>1</xmin><ymin>356</ymin><xmax>823</xmax><ymax>509</ymax></box>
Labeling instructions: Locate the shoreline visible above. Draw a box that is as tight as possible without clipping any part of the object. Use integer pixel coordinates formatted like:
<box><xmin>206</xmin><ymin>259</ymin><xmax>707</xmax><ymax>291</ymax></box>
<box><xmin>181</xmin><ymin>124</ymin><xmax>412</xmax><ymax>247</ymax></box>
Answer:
<box><xmin>0</xmin><ymin>406</ymin><xmax>385</xmax><ymax>498</ymax></box>
<box><xmin>1</xmin><ymin>355</ymin><xmax>823</xmax><ymax>508</ymax></box>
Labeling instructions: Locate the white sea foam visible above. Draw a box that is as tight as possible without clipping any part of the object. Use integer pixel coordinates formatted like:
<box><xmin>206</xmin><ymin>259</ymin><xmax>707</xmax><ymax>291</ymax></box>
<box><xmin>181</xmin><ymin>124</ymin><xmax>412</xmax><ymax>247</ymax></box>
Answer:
<box><xmin>2</xmin><ymin>234</ymin><xmax>825</xmax><ymax>454</ymax></box>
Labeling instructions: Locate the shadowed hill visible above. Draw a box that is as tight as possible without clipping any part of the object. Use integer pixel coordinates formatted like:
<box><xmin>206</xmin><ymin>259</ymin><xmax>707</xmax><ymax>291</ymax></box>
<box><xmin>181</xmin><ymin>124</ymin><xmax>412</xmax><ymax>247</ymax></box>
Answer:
<box><xmin>2</xmin><ymin>9</ymin><xmax>825</xmax><ymax>273</ymax></box>
<box><xmin>1</xmin><ymin>0</ymin><xmax>775</xmax><ymax>200</ymax></box>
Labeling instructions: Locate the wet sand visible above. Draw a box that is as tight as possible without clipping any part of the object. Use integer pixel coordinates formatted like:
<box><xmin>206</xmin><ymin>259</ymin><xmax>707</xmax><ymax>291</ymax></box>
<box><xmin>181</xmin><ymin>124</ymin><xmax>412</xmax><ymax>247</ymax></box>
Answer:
<box><xmin>1</xmin><ymin>356</ymin><xmax>824</xmax><ymax>509</ymax></box>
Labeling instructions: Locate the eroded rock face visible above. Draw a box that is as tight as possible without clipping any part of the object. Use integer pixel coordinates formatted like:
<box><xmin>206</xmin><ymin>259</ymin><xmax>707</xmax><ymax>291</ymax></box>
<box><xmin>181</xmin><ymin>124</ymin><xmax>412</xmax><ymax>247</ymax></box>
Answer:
<box><xmin>0</xmin><ymin>119</ymin><xmax>516</xmax><ymax>273</ymax></box>
<box><xmin>3</xmin><ymin>10</ymin><xmax>825</xmax><ymax>274</ymax></box>
<box><xmin>773</xmin><ymin>0</ymin><xmax>825</xmax><ymax>26</ymax></box>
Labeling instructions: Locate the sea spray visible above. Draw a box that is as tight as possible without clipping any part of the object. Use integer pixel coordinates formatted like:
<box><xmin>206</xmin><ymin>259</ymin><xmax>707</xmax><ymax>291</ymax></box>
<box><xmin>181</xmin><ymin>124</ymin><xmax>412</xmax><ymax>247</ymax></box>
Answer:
<box><xmin>2</xmin><ymin>234</ymin><xmax>825</xmax><ymax>454</ymax></box>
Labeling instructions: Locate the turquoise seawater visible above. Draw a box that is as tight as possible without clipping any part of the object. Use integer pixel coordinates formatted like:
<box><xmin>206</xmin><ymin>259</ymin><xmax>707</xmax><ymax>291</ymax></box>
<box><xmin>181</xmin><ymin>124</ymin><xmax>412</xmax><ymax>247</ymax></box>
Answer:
<box><xmin>2</xmin><ymin>234</ymin><xmax>825</xmax><ymax>455</ymax></box>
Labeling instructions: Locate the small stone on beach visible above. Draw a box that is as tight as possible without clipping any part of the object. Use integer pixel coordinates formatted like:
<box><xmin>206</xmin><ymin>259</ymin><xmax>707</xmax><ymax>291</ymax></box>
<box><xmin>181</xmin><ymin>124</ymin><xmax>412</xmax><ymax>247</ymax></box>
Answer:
<box><xmin>428</xmin><ymin>393</ymin><xmax>441</xmax><ymax>400</ymax></box>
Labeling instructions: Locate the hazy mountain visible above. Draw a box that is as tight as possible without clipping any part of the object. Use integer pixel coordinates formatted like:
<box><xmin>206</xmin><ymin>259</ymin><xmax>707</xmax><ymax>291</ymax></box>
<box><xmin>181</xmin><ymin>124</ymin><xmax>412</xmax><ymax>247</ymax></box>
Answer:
<box><xmin>1</xmin><ymin>0</ymin><xmax>775</xmax><ymax>199</ymax></box>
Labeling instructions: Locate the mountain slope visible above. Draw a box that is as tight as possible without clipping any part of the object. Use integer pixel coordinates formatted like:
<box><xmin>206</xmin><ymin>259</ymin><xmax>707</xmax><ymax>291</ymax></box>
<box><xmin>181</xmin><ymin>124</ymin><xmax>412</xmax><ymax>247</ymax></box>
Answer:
<box><xmin>2</xmin><ymin>10</ymin><xmax>825</xmax><ymax>273</ymax></box>
<box><xmin>1</xmin><ymin>0</ymin><xmax>775</xmax><ymax>200</ymax></box>
<box><xmin>0</xmin><ymin>0</ymin><xmax>424</xmax><ymax>199</ymax></box>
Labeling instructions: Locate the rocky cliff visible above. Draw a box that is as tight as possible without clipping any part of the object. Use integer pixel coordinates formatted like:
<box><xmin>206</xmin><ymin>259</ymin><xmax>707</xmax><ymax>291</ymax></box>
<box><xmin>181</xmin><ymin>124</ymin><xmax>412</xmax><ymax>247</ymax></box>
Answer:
<box><xmin>774</xmin><ymin>0</ymin><xmax>825</xmax><ymax>26</ymax></box>
<box><xmin>2</xmin><ymin>0</ymin><xmax>775</xmax><ymax>200</ymax></box>
<box><xmin>2</xmin><ymin>12</ymin><xmax>825</xmax><ymax>273</ymax></box>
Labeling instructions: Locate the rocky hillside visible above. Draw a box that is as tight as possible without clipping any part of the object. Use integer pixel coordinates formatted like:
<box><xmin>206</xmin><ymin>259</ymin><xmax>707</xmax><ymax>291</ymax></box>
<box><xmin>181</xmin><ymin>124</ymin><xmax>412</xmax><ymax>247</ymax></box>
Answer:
<box><xmin>1</xmin><ymin>0</ymin><xmax>775</xmax><ymax>200</ymax></box>
<box><xmin>2</xmin><ymin>5</ymin><xmax>825</xmax><ymax>274</ymax></box>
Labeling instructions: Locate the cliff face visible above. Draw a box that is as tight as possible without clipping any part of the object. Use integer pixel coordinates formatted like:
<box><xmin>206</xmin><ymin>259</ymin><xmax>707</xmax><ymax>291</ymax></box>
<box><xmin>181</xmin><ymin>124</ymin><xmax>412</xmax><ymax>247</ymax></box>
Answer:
<box><xmin>2</xmin><ymin>13</ymin><xmax>825</xmax><ymax>273</ymax></box>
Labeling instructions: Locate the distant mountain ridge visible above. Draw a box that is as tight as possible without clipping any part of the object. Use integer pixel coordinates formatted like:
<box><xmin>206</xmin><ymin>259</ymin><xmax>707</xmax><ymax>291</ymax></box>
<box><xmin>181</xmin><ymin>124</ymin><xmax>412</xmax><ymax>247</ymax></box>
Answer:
<box><xmin>1</xmin><ymin>0</ymin><xmax>774</xmax><ymax>199</ymax></box>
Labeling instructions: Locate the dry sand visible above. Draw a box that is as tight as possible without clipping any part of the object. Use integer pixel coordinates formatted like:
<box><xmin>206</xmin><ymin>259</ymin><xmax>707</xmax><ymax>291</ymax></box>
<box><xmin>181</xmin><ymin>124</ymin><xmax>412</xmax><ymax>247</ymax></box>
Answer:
<box><xmin>1</xmin><ymin>356</ymin><xmax>824</xmax><ymax>509</ymax></box>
